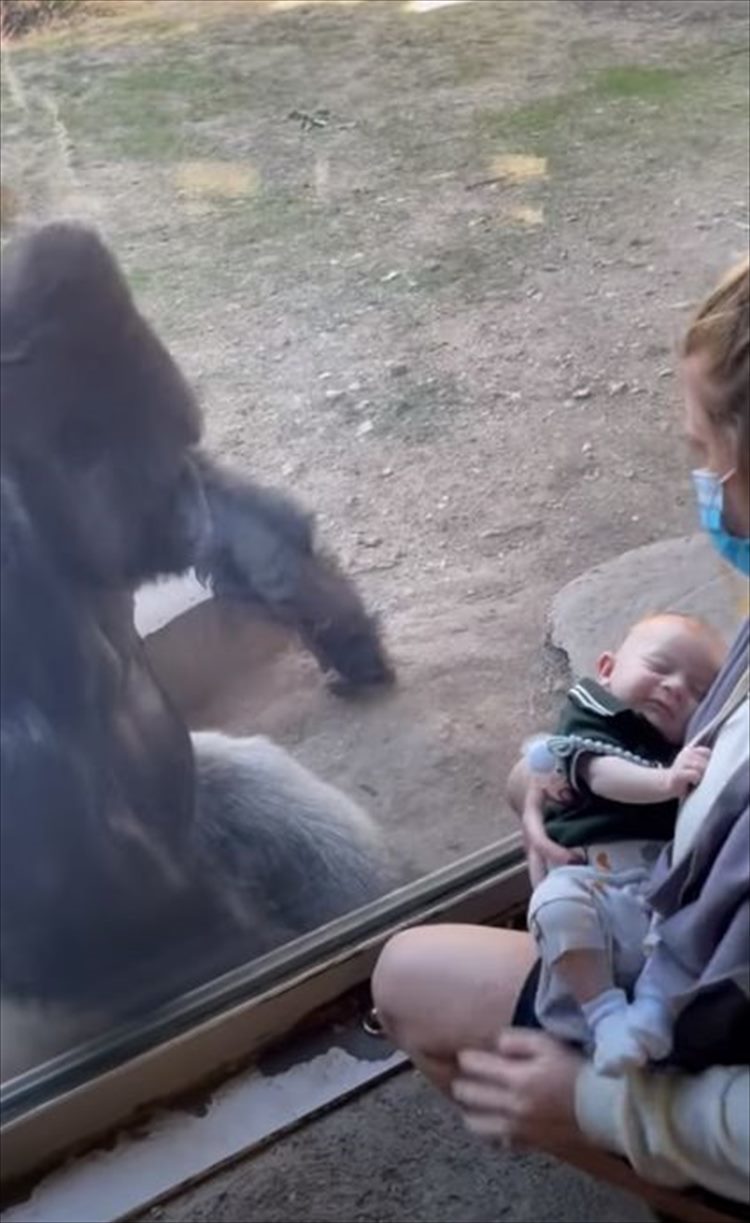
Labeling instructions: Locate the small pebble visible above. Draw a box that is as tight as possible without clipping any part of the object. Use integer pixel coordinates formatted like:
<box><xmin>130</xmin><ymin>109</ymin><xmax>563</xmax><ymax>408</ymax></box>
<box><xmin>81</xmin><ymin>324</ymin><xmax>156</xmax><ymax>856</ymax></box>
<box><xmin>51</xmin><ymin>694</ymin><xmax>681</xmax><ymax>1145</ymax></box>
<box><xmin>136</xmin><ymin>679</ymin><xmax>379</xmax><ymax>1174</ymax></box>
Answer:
<box><xmin>356</xmin><ymin>419</ymin><xmax>374</xmax><ymax>436</ymax></box>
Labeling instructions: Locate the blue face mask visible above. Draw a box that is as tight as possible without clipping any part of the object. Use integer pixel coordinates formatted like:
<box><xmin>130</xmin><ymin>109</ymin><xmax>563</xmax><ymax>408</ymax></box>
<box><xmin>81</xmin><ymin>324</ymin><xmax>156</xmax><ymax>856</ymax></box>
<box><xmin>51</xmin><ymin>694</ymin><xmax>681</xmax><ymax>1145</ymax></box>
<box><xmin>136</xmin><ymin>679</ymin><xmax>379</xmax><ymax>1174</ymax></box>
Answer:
<box><xmin>692</xmin><ymin>468</ymin><xmax>750</xmax><ymax>577</ymax></box>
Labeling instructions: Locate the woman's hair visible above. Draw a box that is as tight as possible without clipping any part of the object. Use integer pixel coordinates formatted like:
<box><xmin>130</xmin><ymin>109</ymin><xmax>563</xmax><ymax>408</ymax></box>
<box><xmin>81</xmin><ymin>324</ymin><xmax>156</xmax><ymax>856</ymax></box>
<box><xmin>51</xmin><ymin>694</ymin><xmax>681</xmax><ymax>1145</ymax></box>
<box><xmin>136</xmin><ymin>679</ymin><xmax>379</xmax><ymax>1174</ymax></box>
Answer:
<box><xmin>683</xmin><ymin>257</ymin><xmax>749</xmax><ymax>482</ymax></box>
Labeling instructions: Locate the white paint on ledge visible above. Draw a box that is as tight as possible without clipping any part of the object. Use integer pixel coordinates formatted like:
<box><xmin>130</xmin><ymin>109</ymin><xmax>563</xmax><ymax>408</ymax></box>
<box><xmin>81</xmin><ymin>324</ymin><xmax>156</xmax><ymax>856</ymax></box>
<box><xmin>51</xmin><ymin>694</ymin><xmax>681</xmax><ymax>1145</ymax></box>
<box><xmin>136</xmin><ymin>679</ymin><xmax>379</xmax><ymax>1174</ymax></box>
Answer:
<box><xmin>2</xmin><ymin>1047</ymin><xmax>406</xmax><ymax>1223</ymax></box>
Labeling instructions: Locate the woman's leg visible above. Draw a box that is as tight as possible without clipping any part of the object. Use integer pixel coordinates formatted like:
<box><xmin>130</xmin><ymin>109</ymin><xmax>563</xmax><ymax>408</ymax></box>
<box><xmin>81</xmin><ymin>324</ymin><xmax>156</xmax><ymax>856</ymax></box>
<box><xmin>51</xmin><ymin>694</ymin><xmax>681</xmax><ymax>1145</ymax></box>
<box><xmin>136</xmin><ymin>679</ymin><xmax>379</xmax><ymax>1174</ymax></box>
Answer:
<box><xmin>372</xmin><ymin>924</ymin><xmax>536</xmax><ymax>1095</ymax></box>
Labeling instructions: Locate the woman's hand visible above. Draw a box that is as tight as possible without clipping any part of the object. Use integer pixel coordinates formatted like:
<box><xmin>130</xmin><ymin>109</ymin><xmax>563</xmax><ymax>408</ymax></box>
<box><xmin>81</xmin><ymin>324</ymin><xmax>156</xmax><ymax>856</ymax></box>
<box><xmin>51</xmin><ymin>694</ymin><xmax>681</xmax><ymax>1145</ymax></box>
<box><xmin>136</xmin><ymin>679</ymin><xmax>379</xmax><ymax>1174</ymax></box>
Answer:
<box><xmin>453</xmin><ymin>1028</ymin><xmax>587</xmax><ymax>1151</ymax></box>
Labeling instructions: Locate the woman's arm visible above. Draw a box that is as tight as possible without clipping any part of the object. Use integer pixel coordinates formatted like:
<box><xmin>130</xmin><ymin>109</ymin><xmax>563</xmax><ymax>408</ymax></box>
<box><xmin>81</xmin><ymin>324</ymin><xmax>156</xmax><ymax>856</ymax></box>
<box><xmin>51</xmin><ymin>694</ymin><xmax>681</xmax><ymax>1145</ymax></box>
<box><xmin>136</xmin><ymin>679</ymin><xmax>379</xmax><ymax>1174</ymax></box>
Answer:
<box><xmin>575</xmin><ymin>1060</ymin><xmax>749</xmax><ymax>1203</ymax></box>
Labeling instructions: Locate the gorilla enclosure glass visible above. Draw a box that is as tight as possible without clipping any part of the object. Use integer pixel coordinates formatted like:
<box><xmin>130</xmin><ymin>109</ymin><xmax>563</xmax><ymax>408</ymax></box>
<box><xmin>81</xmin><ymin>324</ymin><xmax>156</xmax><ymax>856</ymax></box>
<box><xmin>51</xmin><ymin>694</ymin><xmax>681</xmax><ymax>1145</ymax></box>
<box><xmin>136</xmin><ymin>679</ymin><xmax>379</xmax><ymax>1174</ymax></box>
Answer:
<box><xmin>1</xmin><ymin>0</ymin><xmax>748</xmax><ymax>1123</ymax></box>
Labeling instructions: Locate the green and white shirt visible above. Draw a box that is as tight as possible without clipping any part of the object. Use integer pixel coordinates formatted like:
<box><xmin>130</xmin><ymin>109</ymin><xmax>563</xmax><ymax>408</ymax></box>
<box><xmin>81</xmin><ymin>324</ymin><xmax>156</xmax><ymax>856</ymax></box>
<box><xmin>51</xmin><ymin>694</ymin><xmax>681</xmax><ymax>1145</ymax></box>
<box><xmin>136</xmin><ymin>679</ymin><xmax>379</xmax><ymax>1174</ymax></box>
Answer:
<box><xmin>543</xmin><ymin>677</ymin><xmax>678</xmax><ymax>849</ymax></box>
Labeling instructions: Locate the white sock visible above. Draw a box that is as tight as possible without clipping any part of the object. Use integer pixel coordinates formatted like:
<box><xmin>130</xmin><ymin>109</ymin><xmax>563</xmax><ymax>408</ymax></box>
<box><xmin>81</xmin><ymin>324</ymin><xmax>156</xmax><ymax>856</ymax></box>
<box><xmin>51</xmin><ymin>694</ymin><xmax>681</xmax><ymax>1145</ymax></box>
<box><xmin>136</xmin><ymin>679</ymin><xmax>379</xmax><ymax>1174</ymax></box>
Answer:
<box><xmin>581</xmin><ymin>986</ymin><xmax>627</xmax><ymax>1030</ymax></box>
<box><xmin>628</xmin><ymin>994</ymin><xmax>673</xmax><ymax>1061</ymax></box>
<box><xmin>582</xmin><ymin>989</ymin><xmax>646</xmax><ymax>1078</ymax></box>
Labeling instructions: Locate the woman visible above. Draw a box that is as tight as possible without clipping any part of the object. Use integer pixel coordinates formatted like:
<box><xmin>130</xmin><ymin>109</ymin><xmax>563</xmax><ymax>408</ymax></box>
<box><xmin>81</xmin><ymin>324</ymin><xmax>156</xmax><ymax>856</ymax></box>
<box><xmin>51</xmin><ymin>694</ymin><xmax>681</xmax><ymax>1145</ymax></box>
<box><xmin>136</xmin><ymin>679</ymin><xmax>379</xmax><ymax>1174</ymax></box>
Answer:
<box><xmin>372</xmin><ymin>259</ymin><xmax>749</xmax><ymax>1203</ymax></box>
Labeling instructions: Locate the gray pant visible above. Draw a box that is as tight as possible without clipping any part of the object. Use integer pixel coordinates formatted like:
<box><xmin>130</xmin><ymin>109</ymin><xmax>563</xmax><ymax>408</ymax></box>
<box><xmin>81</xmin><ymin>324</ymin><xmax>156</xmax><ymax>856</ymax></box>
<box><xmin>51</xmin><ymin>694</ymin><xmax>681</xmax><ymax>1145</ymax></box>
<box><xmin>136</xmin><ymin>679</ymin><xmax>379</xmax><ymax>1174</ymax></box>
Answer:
<box><xmin>527</xmin><ymin>841</ymin><xmax>663</xmax><ymax>1047</ymax></box>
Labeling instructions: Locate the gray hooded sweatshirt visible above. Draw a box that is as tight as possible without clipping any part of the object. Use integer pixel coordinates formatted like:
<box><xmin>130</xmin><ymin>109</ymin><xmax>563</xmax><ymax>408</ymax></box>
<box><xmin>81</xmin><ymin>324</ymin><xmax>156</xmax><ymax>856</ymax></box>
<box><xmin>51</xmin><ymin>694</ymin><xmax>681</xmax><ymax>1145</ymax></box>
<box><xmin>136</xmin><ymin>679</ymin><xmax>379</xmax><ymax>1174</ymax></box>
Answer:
<box><xmin>644</xmin><ymin>618</ymin><xmax>749</xmax><ymax>1071</ymax></box>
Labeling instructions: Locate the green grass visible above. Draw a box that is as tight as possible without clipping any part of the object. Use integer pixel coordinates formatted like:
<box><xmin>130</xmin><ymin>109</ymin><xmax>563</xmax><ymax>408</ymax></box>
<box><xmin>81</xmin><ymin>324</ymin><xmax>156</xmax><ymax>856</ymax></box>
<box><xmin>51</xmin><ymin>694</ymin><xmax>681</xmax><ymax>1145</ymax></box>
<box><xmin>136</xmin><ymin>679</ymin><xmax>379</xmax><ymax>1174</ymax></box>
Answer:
<box><xmin>62</xmin><ymin>54</ymin><xmax>242</xmax><ymax>159</ymax></box>
<box><xmin>1</xmin><ymin>41</ymin><xmax>247</xmax><ymax>160</ymax></box>
<box><xmin>476</xmin><ymin>48</ymin><xmax>749</xmax><ymax>152</ymax></box>
<box><xmin>593</xmin><ymin>64</ymin><xmax>690</xmax><ymax>102</ymax></box>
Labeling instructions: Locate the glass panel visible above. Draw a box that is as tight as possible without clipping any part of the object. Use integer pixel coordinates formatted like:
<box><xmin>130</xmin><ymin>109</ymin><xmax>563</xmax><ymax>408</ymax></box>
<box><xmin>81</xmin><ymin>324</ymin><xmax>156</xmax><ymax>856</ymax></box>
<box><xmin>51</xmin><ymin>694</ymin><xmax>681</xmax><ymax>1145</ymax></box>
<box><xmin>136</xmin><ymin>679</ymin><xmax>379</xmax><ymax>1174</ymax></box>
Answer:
<box><xmin>0</xmin><ymin>838</ymin><xmax>527</xmax><ymax>1126</ymax></box>
<box><xmin>2</xmin><ymin>0</ymin><xmax>747</xmax><ymax>1119</ymax></box>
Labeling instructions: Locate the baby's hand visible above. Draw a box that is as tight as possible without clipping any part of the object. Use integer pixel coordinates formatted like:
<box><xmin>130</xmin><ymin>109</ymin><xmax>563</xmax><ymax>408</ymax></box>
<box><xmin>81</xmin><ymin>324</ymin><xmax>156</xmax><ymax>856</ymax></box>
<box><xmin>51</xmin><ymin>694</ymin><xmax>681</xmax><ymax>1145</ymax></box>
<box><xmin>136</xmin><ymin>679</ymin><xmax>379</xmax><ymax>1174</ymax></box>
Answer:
<box><xmin>664</xmin><ymin>745</ymin><xmax>712</xmax><ymax>798</ymax></box>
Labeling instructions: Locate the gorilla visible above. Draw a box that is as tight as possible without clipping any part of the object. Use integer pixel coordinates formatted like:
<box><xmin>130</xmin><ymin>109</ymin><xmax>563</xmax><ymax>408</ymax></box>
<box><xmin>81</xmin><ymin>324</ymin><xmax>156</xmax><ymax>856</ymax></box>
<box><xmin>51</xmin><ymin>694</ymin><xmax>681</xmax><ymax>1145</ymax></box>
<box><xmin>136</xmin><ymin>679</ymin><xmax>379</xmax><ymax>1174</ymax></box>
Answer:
<box><xmin>0</xmin><ymin>223</ymin><xmax>397</xmax><ymax>1074</ymax></box>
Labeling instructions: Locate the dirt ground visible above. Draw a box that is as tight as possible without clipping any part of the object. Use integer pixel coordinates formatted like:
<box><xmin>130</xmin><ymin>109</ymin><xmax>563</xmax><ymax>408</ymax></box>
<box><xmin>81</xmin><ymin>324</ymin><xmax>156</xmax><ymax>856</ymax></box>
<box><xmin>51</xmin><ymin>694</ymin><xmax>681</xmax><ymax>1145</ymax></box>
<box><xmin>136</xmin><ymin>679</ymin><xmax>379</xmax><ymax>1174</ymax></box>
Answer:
<box><xmin>2</xmin><ymin>0</ymin><xmax>748</xmax><ymax>881</ymax></box>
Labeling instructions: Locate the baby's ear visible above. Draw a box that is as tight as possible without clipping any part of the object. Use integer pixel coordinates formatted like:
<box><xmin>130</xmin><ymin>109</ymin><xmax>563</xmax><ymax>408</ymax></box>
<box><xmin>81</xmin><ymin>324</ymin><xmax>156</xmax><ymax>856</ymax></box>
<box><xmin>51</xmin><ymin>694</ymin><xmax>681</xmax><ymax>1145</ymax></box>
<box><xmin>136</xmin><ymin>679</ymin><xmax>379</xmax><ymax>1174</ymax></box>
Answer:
<box><xmin>596</xmin><ymin>651</ymin><xmax>616</xmax><ymax>684</ymax></box>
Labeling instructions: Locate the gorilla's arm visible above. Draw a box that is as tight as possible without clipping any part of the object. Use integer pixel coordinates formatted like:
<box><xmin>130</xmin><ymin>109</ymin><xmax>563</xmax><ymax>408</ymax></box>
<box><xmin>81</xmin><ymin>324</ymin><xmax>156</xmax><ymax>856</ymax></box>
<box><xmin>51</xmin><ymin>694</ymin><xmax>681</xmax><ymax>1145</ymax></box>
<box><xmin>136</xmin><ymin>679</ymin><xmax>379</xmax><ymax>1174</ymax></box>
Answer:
<box><xmin>191</xmin><ymin>452</ymin><xmax>395</xmax><ymax>692</ymax></box>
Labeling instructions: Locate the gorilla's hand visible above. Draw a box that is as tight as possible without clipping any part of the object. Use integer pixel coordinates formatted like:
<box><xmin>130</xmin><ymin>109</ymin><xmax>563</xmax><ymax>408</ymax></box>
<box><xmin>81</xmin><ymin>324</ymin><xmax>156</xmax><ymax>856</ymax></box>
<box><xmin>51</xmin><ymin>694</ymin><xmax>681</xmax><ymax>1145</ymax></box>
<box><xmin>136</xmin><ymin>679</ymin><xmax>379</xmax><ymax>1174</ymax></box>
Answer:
<box><xmin>192</xmin><ymin>452</ymin><xmax>395</xmax><ymax>692</ymax></box>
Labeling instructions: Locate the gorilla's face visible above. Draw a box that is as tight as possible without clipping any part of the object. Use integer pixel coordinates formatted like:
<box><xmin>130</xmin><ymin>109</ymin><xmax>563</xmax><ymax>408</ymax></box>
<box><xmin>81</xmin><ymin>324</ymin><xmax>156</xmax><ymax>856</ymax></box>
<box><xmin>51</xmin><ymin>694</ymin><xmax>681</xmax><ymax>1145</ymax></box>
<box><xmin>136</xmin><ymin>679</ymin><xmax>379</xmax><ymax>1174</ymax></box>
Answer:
<box><xmin>9</xmin><ymin>427</ymin><xmax>207</xmax><ymax>590</ymax></box>
<box><xmin>125</xmin><ymin>447</ymin><xmax>209</xmax><ymax>583</ymax></box>
<box><xmin>82</xmin><ymin>447</ymin><xmax>209</xmax><ymax>587</ymax></box>
<box><xmin>1</xmin><ymin>222</ymin><xmax>207</xmax><ymax>590</ymax></box>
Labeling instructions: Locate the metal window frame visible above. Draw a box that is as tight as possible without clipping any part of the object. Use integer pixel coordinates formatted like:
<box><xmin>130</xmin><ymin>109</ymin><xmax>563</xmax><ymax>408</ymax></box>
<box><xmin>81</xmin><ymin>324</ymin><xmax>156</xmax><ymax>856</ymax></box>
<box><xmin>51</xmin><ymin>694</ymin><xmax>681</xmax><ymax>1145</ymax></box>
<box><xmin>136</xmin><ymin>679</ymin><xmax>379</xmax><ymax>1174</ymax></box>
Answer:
<box><xmin>1</xmin><ymin>834</ymin><xmax>529</xmax><ymax>1188</ymax></box>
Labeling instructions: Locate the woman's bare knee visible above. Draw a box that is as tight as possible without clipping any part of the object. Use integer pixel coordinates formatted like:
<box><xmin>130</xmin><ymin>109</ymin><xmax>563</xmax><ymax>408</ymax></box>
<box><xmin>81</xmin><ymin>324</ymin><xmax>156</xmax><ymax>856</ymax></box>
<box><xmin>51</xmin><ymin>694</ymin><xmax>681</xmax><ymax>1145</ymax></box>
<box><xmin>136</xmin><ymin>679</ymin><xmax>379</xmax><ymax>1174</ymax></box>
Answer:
<box><xmin>372</xmin><ymin>924</ymin><xmax>536</xmax><ymax>1057</ymax></box>
<box><xmin>371</xmin><ymin>929</ymin><xmax>424</xmax><ymax>1045</ymax></box>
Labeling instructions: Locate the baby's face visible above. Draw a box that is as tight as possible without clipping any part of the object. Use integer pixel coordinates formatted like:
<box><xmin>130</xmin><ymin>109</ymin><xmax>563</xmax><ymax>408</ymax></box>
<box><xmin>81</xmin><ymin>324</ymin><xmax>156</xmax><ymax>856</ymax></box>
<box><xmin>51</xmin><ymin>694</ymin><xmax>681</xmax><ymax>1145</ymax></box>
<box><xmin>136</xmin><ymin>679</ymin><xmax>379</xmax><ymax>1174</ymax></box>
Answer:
<box><xmin>597</xmin><ymin>619</ymin><xmax>723</xmax><ymax>744</ymax></box>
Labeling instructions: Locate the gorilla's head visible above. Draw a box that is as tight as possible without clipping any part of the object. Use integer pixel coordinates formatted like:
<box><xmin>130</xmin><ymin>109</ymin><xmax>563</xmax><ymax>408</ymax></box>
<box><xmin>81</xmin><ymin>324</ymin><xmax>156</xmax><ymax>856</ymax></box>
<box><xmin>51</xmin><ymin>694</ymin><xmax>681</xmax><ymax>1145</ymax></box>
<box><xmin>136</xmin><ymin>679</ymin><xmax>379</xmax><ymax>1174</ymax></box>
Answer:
<box><xmin>1</xmin><ymin>222</ymin><xmax>207</xmax><ymax>585</ymax></box>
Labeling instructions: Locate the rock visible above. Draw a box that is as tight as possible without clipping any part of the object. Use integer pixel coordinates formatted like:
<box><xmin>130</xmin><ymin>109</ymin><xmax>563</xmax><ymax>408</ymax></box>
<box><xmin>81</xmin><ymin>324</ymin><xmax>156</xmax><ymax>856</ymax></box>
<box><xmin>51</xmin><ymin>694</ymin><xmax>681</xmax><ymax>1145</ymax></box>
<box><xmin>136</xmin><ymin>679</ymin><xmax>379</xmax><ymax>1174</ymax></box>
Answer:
<box><xmin>581</xmin><ymin>441</ymin><xmax>594</xmax><ymax>455</ymax></box>
<box><xmin>324</xmin><ymin>388</ymin><xmax>346</xmax><ymax>404</ymax></box>
<box><xmin>572</xmin><ymin>386</ymin><xmax>592</xmax><ymax>400</ymax></box>
<box><xmin>551</xmin><ymin>534</ymin><xmax>744</xmax><ymax>677</ymax></box>
<box><xmin>608</xmin><ymin>380</ymin><xmax>627</xmax><ymax>395</ymax></box>
<box><xmin>356</xmin><ymin>419</ymin><xmax>374</xmax><ymax>437</ymax></box>
<box><xmin>388</xmin><ymin>361</ymin><xmax>409</xmax><ymax>378</ymax></box>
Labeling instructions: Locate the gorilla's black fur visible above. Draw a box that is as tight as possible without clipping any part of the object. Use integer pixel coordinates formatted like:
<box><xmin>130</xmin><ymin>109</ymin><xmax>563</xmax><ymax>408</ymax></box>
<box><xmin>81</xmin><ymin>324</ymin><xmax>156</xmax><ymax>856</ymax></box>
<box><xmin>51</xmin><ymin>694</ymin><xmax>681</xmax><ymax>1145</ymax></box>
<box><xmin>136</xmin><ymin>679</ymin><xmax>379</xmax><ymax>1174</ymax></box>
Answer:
<box><xmin>0</xmin><ymin>223</ymin><xmax>396</xmax><ymax>1039</ymax></box>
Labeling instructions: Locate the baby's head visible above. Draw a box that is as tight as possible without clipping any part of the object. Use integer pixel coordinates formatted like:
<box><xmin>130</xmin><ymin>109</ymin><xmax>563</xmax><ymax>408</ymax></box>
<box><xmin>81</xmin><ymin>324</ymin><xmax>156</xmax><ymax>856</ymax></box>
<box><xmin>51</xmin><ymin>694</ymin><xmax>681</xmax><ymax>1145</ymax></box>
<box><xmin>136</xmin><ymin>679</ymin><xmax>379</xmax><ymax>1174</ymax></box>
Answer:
<box><xmin>595</xmin><ymin>613</ymin><xmax>726</xmax><ymax>744</ymax></box>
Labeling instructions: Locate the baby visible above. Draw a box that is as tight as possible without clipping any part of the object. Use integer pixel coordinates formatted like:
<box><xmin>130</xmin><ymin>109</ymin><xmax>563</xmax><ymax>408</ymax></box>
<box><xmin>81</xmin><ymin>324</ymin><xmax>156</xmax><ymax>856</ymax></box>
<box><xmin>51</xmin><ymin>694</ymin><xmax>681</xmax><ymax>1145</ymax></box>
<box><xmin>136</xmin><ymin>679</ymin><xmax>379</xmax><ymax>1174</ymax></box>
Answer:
<box><xmin>523</xmin><ymin>613</ymin><xmax>726</xmax><ymax>1075</ymax></box>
